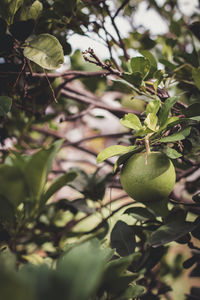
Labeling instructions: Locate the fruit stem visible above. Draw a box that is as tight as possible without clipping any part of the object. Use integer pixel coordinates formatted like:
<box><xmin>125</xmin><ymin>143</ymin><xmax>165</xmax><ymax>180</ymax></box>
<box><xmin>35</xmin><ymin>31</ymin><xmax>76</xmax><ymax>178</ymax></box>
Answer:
<box><xmin>145</xmin><ymin>134</ymin><xmax>152</xmax><ymax>165</ymax></box>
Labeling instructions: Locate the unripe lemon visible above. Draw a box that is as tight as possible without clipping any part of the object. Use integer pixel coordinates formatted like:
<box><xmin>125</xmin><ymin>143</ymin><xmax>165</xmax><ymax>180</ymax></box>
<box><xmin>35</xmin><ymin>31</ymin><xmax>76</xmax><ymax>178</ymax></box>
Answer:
<box><xmin>120</xmin><ymin>152</ymin><xmax>176</xmax><ymax>203</ymax></box>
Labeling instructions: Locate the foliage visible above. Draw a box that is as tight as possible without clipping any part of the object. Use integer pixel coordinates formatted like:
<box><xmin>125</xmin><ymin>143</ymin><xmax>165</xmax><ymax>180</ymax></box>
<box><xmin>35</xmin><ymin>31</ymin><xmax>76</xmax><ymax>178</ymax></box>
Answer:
<box><xmin>0</xmin><ymin>0</ymin><xmax>200</xmax><ymax>299</ymax></box>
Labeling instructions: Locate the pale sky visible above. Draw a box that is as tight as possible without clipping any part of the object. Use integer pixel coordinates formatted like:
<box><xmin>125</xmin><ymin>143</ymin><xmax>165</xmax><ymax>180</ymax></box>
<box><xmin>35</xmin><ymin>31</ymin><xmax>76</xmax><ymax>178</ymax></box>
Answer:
<box><xmin>67</xmin><ymin>0</ymin><xmax>199</xmax><ymax>60</ymax></box>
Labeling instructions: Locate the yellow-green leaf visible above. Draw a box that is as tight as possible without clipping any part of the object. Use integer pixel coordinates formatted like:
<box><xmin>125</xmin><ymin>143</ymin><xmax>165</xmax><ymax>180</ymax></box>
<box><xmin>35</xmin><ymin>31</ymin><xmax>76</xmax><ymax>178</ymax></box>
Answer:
<box><xmin>24</xmin><ymin>34</ymin><xmax>64</xmax><ymax>70</ymax></box>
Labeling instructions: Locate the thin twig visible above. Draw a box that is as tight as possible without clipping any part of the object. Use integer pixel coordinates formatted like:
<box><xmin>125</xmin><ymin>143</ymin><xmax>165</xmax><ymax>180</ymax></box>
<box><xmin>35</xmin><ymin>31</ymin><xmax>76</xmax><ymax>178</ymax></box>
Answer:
<box><xmin>113</xmin><ymin>0</ymin><xmax>130</xmax><ymax>18</ymax></box>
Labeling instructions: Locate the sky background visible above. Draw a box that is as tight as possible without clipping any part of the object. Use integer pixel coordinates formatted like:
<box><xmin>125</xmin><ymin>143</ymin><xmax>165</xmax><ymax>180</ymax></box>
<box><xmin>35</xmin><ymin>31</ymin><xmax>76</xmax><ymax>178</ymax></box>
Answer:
<box><xmin>67</xmin><ymin>0</ymin><xmax>199</xmax><ymax>59</ymax></box>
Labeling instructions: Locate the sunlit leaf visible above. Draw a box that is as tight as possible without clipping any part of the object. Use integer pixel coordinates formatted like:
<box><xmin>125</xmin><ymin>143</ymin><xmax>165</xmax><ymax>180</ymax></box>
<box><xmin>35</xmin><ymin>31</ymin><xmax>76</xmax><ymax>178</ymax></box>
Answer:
<box><xmin>97</xmin><ymin>145</ymin><xmax>136</xmax><ymax>164</ymax></box>
<box><xmin>146</xmin><ymin>99</ymin><xmax>160</xmax><ymax>116</ymax></box>
<box><xmin>120</xmin><ymin>113</ymin><xmax>143</xmax><ymax>130</ymax></box>
<box><xmin>165</xmin><ymin>147</ymin><xmax>182</xmax><ymax>159</ymax></box>
<box><xmin>24</xmin><ymin>34</ymin><xmax>64</xmax><ymax>70</ymax></box>
<box><xmin>19</xmin><ymin>0</ymin><xmax>43</xmax><ymax>21</ymax></box>
<box><xmin>144</xmin><ymin>113</ymin><xmax>158</xmax><ymax>131</ymax></box>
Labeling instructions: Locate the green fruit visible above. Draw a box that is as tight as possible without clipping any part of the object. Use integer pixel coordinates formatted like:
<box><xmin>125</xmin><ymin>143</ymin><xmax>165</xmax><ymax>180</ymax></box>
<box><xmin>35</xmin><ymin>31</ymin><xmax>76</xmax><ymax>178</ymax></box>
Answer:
<box><xmin>120</xmin><ymin>152</ymin><xmax>176</xmax><ymax>203</ymax></box>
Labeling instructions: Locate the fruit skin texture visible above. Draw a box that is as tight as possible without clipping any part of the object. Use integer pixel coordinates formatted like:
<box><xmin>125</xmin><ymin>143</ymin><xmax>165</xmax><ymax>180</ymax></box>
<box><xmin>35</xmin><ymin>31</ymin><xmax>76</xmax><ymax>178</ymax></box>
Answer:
<box><xmin>120</xmin><ymin>152</ymin><xmax>176</xmax><ymax>203</ymax></box>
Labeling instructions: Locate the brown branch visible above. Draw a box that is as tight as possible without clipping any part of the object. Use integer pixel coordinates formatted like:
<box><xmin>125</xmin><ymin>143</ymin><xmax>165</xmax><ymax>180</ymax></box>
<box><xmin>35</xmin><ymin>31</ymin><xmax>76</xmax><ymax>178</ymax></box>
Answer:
<box><xmin>113</xmin><ymin>0</ymin><xmax>130</xmax><ymax>18</ymax></box>
<box><xmin>176</xmin><ymin>166</ymin><xmax>199</xmax><ymax>181</ymax></box>
<box><xmin>61</xmin><ymin>104</ymin><xmax>95</xmax><ymax>121</ymax></box>
<box><xmin>105</xmin><ymin>4</ymin><xmax>130</xmax><ymax>61</ymax></box>
<box><xmin>63</xmin><ymin>131</ymin><xmax>131</xmax><ymax>146</ymax></box>
<box><xmin>61</xmin><ymin>87</ymin><xmax>140</xmax><ymax>117</ymax></box>
<box><xmin>0</xmin><ymin>70</ymin><xmax>111</xmax><ymax>79</ymax></box>
<box><xmin>82</xmin><ymin>48</ymin><xmax>122</xmax><ymax>76</ymax></box>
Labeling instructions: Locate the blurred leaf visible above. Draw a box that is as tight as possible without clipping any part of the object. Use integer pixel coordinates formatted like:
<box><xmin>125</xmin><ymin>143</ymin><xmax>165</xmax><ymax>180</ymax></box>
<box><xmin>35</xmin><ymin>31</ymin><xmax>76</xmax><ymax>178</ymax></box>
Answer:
<box><xmin>146</xmin><ymin>99</ymin><xmax>160</xmax><ymax>116</ymax></box>
<box><xmin>183</xmin><ymin>103</ymin><xmax>200</xmax><ymax>118</ymax></box>
<box><xmin>19</xmin><ymin>0</ymin><xmax>43</xmax><ymax>21</ymax></box>
<box><xmin>124</xmin><ymin>206</ymin><xmax>156</xmax><ymax>221</ymax></box>
<box><xmin>57</xmin><ymin>239</ymin><xmax>110</xmax><ymax>300</ymax></box>
<box><xmin>192</xmin><ymin>67</ymin><xmax>200</xmax><ymax>90</ymax></box>
<box><xmin>0</xmin><ymin>0</ymin><xmax>24</xmax><ymax>25</ymax></box>
<box><xmin>160</xmin><ymin>127</ymin><xmax>191</xmax><ymax>142</ymax></box>
<box><xmin>111</xmin><ymin>221</ymin><xmax>135</xmax><ymax>256</ymax></box>
<box><xmin>24</xmin><ymin>34</ymin><xmax>64</xmax><ymax>70</ymax></box>
<box><xmin>116</xmin><ymin>284</ymin><xmax>145</xmax><ymax>300</ymax></box>
<box><xmin>130</xmin><ymin>57</ymin><xmax>150</xmax><ymax>79</ymax></box>
<box><xmin>0</xmin><ymin>165</ymin><xmax>26</xmax><ymax>207</ymax></box>
<box><xmin>0</xmin><ymin>96</ymin><xmax>12</xmax><ymax>116</ymax></box>
<box><xmin>192</xmin><ymin>193</ymin><xmax>200</xmax><ymax>203</ymax></box>
<box><xmin>159</xmin><ymin>59</ymin><xmax>177</xmax><ymax>71</ymax></box>
<box><xmin>0</xmin><ymin>247</ymin><xmax>16</xmax><ymax>271</ymax></box>
<box><xmin>158</xmin><ymin>96</ymin><xmax>178</xmax><ymax>127</ymax></box>
<box><xmin>105</xmin><ymin>254</ymin><xmax>140</xmax><ymax>278</ymax></box>
<box><xmin>97</xmin><ymin>145</ymin><xmax>136</xmax><ymax>164</ymax></box>
<box><xmin>170</xmin><ymin>20</ymin><xmax>181</xmax><ymax>36</ymax></box>
<box><xmin>120</xmin><ymin>113</ymin><xmax>143</xmax><ymax>130</ymax></box>
<box><xmin>153</xmin><ymin>70</ymin><xmax>164</xmax><ymax>91</ymax></box>
<box><xmin>165</xmin><ymin>147</ymin><xmax>182</xmax><ymax>159</ymax></box>
<box><xmin>25</xmin><ymin>141</ymin><xmax>62</xmax><ymax>202</ymax></box>
<box><xmin>42</xmin><ymin>172</ymin><xmax>77</xmax><ymax>203</ymax></box>
<box><xmin>150</xmin><ymin>220</ymin><xmax>194</xmax><ymax>247</ymax></box>
<box><xmin>0</xmin><ymin>271</ymin><xmax>34</xmax><ymax>300</ymax></box>
<box><xmin>22</xmin><ymin>253</ymin><xmax>44</xmax><ymax>265</ymax></box>
<box><xmin>189</xmin><ymin>21</ymin><xmax>200</xmax><ymax>40</ymax></box>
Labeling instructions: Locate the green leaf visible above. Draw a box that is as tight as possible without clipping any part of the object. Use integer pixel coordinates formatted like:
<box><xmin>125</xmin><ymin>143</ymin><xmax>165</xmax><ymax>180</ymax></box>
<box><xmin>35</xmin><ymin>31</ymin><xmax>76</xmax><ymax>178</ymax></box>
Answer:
<box><xmin>130</xmin><ymin>57</ymin><xmax>150</xmax><ymax>79</ymax></box>
<box><xmin>114</xmin><ymin>150</ymin><xmax>138</xmax><ymax>173</ymax></box>
<box><xmin>160</xmin><ymin>127</ymin><xmax>191</xmax><ymax>142</ymax></box>
<box><xmin>153</xmin><ymin>70</ymin><xmax>164</xmax><ymax>91</ymax></box>
<box><xmin>165</xmin><ymin>147</ymin><xmax>182</xmax><ymax>159</ymax></box>
<box><xmin>159</xmin><ymin>58</ymin><xmax>177</xmax><ymax>71</ymax></box>
<box><xmin>19</xmin><ymin>0</ymin><xmax>43</xmax><ymax>21</ymax></box>
<box><xmin>25</xmin><ymin>141</ymin><xmax>63</xmax><ymax>201</ymax></box>
<box><xmin>111</xmin><ymin>220</ymin><xmax>135</xmax><ymax>256</ymax></box>
<box><xmin>104</xmin><ymin>275</ymin><xmax>140</xmax><ymax>295</ymax></box>
<box><xmin>116</xmin><ymin>285</ymin><xmax>145</xmax><ymax>300</ymax></box>
<box><xmin>42</xmin><ymin>172</ymin><xmax>77</xmax><ymax>203</ymax></box>
<box><xmin>57</xmin><ymin>239</ymin><xmax>108</xmax><ymax>300</ymax></box>
<box><xmin>124</xmin><ymin>206</ymin><xmax>156</xmax><ymax>221</ymax></box>
<box><xmin>105</xmin><ymin>254</ymin><xmax>140</xmax><ymax>278</ymax></box>
<box><xmin>0</xmin><ymin>165</ymin><xmax>26</xmax><ymax>207</ymax></box>
<box><xmin>0</xmin><ymin>0</ymin><xmax>24</xmax><ymax>25</ymax></box>
<box><xmin>123</xmin><ymin>72</ymin><xmax>143</xmax><ymax>87</ymax></box>
<box><xmin>0</xmin><ymin>96</ymin><xmax>12</xmax><ymax>116</ymax></box>
<box><xmin>192</xmin><ymin>67</ymin><xmax>200</xmax><ymax>90</ymax></box>
<box><xmin>97</xmin><ymin>145</ymin><xmax>136</xmax><ymax>164</ymax></box>
<box><xmin>140</xmin><ymin>50</ymin><xmax>157</xmax><ymax>78</ymax></box>
<box><xmin>144</xmin><ymin>113</ymin><xmax>158</xmax><ymax>131</ymax></box>
<box><xmin>0</xmin><ymin>196</ymin><xmax>15</xmax><ymax>223</ymax></box>
<box><xmin>158</xmin><ymin>96</ymin><xmax>178</xmax><ymax>127</ymax></box>
<box><xmin>25</xmin><ymin>148</ymin><xmax>53</xmax><ymax>201</ymax></box>
<box><xmin>120</xmin><ymin>113</ymin><xmax>142</xmax><ymax>130</ymax></box>
<box><xmin>24</xmin><ymin>34</ymin><xmax>64</xmax><ymax>70</ymax></box>
<box><xmin>46</xmin><ymin>139</ymin><xmax>64</xmax><ymax>175</ymax></box>
<box><xmin>140</xmin><ymin>50</ymin><xmax>157</xmax><ymax>69</ymax></box>
<box><xmin>146</xmin><ymin>99</ymin><xmax>160</xmax><ymax>116</ymax></box>
<box><xmin>182</xmin><ymin>103</ymin><xmax>200</xmax><ymax>118</ymax></box>
<box><xmin>150</xmin><ymin>220</ymin><xmax>195</xmax><ymax>247</ymax></box>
